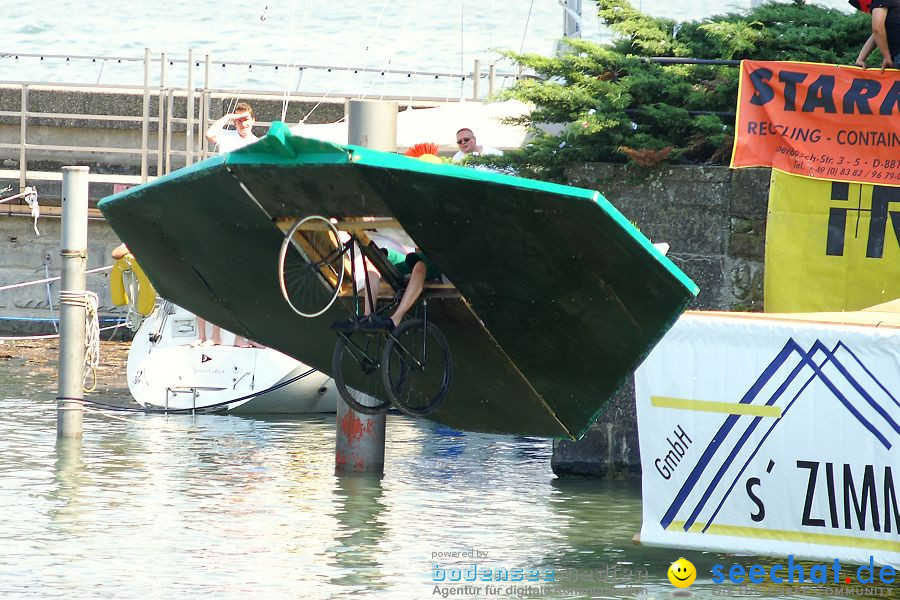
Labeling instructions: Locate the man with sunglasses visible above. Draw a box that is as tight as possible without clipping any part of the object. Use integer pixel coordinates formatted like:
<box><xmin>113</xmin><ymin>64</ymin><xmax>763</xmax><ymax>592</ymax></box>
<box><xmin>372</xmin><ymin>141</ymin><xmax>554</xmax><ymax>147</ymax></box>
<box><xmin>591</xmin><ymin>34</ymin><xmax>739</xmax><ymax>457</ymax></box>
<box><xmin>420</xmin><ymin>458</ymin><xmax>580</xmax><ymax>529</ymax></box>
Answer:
<box><xmin>205</xmin><ymin>101</ymin><xmax>259</xmax><ymax>154</ymax></box>
<box><xmin>452</xmin><ymin>128</ymin><xmax>502</xmax><ymax>163</ymax></box>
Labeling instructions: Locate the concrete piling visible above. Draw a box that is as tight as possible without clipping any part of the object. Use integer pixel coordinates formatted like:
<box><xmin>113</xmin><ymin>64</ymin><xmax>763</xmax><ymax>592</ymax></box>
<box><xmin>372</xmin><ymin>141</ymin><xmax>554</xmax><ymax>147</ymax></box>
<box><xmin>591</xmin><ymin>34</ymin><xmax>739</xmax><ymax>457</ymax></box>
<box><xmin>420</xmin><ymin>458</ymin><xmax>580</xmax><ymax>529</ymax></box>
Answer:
<box><xmin>334</xmin><ymin>100</ymin><xmax>397</xmax><ymax>474</ymax></box>
<box><xmin>56</xmin><ymin>166</ymin><xmax>89</xmax><ymax>439</ymax></box>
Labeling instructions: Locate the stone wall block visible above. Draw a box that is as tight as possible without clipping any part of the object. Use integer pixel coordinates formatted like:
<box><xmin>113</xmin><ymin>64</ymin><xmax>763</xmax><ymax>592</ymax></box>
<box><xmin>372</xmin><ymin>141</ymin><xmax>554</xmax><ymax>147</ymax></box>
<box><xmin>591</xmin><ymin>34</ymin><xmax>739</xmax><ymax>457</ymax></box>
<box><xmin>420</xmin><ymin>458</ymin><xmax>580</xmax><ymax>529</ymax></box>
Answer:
<box><xmin>726</xmin><ymin>256</ymin><xmax>765</xmax><ymax>312</ymax></box>
<box><xmin>730</xmin><ymin>167</ymin><xmax>771</xmax><ymax>218</ymax></box>
<box><xmin>728</xmin><ymin>217</ymin><xmax>766</xmax><ymax>258</ymax></box>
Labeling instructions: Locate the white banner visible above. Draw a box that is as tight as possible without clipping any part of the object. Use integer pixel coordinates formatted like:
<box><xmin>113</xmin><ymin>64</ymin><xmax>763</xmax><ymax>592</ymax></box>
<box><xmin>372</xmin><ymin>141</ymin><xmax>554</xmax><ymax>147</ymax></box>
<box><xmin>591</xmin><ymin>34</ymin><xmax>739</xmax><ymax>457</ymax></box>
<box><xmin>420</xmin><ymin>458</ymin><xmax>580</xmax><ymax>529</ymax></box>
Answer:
<box><xmin>635</xmin><ymin>312</ymin><xmax>900</xmax><ymax>567</ymax></box>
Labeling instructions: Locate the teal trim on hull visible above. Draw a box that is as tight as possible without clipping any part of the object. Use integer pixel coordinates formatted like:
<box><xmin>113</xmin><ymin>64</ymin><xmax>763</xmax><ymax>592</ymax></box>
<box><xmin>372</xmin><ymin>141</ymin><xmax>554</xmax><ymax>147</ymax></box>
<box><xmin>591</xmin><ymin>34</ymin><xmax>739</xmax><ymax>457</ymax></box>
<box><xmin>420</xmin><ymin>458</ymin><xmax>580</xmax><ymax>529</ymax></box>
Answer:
<box><xmin>99</xmin><ymin>123</ymin><xmax>698</xmax><ymax>439</ymax></box>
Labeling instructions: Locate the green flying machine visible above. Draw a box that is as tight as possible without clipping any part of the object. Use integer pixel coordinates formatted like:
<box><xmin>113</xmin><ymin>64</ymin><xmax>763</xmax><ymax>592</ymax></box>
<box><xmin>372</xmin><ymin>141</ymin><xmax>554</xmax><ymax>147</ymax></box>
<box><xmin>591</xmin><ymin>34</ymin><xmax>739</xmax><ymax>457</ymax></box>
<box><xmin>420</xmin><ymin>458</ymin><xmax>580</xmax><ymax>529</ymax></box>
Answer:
<box><xmin>99</xmin><ymin>123</ymin><xmax>698</xmax><ymax>439</ymax></box>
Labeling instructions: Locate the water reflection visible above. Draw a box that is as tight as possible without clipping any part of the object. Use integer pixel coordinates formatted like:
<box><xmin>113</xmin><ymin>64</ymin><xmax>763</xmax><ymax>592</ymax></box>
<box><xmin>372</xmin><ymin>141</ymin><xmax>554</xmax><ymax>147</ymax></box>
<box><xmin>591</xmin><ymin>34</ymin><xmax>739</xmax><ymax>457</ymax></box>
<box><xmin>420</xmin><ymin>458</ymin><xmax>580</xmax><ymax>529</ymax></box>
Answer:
<box><xmin>330</xmin><ymin>474</ymin><xmax>388</xmax><ymax>595</ymax></box>
<box><xmin>51</xmin><ymin>437</ymin><xmax>86</xmax><ymax>533</ymax></box>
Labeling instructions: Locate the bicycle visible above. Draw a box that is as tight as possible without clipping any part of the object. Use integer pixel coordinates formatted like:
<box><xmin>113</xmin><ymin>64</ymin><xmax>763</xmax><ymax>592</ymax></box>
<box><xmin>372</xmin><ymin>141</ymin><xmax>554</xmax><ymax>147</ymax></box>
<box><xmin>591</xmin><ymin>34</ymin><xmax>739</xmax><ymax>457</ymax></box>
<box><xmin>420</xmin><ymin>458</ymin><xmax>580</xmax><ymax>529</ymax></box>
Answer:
<box><xmin>277</xmin><ymin>215</ymin><xmax>452</xmax><ymax>417</ymax></box>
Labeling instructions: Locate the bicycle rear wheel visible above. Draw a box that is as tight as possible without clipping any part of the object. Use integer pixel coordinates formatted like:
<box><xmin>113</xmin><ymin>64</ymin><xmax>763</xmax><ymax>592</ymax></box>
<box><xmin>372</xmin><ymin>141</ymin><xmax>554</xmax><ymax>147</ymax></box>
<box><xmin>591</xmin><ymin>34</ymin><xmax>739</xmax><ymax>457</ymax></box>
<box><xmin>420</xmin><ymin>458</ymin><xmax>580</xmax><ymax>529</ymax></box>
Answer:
<box><xmin>333</xmin><ymin>333</ymin><xmax>392</xmax><ymax>415</ymax></box>
<box><xmin>382</xmin><ymin>318</ymin><xmax>452</xmax><ymax>417</ymax></box>
<box><xmin>278</xmin><ymin>215</ymin><xmax>345</xmax><ymax>318</ymax></box>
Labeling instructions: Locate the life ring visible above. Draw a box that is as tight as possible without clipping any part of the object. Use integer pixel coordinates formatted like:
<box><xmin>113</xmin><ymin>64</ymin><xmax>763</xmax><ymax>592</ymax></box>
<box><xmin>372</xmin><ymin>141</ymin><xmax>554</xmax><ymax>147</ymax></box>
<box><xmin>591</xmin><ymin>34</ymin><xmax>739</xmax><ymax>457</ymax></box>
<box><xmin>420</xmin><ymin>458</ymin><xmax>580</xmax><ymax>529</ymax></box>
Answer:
<box><xmin>110</xmin><ymin>254</ymin><xmax>156</xmax><ymax>316</ymax></box>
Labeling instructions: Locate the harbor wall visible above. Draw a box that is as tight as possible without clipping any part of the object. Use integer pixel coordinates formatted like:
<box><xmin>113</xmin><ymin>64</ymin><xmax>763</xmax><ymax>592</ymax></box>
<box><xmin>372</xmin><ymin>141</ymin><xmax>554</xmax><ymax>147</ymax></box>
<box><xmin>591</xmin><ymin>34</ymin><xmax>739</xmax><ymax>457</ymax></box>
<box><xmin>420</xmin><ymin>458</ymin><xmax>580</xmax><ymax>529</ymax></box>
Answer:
<box><xmin>0</xmin><ymin>216</ymin><xmax>125</xmax><ymax>335</ymax></box>
<box><xmin>552</xmin><ymin>164</ymin><xmax>771</xmax><ymax>477</ymax></box>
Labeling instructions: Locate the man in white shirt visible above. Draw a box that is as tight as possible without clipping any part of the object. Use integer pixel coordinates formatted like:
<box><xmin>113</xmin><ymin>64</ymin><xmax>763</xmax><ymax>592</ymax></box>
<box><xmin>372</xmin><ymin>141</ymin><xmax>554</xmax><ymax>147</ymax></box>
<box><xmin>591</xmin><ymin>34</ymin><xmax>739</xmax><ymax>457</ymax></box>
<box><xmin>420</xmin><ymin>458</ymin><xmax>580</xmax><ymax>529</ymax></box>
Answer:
<box><xmin>452</xmin><ymin>128</ymin><xmax>503</xmax><ymax>163</ymax></box>
<box><xmin>205</xmin><ymin>102</ymin><xmax>259</xmax><ymax>154</ymax></box>
<box><xmin>198</xmin><ymin>101</ymin><xmax>259</xmax><ymax>346</ymax></box>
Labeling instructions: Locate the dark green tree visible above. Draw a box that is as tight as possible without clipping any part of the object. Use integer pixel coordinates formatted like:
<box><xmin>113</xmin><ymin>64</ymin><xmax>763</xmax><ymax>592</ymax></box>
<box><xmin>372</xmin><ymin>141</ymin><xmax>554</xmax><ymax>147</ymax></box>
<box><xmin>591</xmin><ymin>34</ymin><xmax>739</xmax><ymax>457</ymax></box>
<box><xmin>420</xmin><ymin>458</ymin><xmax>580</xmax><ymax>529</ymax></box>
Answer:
<box><xmin>495</xmin><ymin>0</ymin><xmax>872</xmax><ymax>181</ymax></box>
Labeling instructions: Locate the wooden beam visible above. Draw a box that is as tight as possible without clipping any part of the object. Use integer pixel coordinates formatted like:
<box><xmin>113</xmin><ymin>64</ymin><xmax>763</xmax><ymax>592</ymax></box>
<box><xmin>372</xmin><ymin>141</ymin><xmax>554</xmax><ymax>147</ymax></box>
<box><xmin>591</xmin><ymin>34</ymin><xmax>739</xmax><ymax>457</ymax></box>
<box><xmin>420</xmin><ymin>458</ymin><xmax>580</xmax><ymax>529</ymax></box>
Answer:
<box><xmin>274</xmin><ymin>216</ymin><xmax>402</xmax><ymax>232</ymax></box>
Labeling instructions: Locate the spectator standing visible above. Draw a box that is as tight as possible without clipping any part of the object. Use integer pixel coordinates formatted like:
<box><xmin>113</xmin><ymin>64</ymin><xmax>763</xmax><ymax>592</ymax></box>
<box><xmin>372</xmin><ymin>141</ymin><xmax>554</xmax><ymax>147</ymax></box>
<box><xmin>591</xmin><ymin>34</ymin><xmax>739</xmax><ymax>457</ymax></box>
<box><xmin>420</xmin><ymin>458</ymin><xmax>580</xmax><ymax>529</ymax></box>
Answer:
<box><xmin>451</xmin><ymin>128</ymin><xmax>503</xmax><ymax>163</ymax></box>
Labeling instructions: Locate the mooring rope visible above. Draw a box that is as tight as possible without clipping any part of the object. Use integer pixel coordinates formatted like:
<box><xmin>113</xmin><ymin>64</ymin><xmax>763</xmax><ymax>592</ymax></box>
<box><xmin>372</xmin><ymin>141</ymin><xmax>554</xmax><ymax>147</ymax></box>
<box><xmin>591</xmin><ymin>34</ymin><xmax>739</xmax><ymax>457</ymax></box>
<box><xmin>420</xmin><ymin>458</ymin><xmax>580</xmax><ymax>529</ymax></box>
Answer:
<box><xmin>0</xmin><ymin>264</ymin><xmax>121</xmax><ymax>343</ymax></box>
<box><xmin>0</xmin><ymin>265</ymin><xmax>113</xmax><ymax>293</ymax></box>
<box><xmin>42</xmin><ymin>258</ymin><xmax>58</xmax><ymax>333</ymax></box>
<box><xmin>0</xmin><ymin>323</ymin><xmax>124</xmax><ymax>342</ymax></box>
<box><xmin>59</xmin><ymin>290</ymin><xmax>100</xmax><ymax>393</ymax></box>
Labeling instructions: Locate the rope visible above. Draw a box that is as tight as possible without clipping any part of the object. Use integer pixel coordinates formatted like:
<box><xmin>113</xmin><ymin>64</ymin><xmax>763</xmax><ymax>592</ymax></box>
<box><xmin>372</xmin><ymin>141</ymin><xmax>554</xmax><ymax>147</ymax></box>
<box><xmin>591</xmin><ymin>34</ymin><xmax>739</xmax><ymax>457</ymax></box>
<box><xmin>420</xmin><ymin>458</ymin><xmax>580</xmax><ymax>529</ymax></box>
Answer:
<box><xmin>280</xmin><ymin>0</ymin><xmax>311</xmax><ymax>122</ymax></box>
<box><xmin>300</xmin><ymin>0</ymin><xmax>391</xmax><ymax>123</ymax></box>
<box><xmin>518</xmin><ymin>0</ymin><xmax>536</xmax><ymax>54</ymax></box>
<box><xmin>459</xmin><ymin>0</ymin><xmax>465</xmax><ymax>99</ymax></box>
<box><xmin>59</xmin><ymin>290</ymin><xmax>100</xmax><ymax>393</ymax></box>
<box><xmin>42</xmin><ymin>259</ymin><xmax>58</xmax><ymax>333</ymax></box>
<box><xmin>361</xmin><ymin>0</ymin><xmax>420</xmax><ymax>101</ymax></box>
<box><xmin>54</xmin><ymin>367</ymin><xmax>317</xmax><ymax>414</ymax></box>
<box><xmin>0</xmin><ymin>322</ymin><xmax>123</xmax><ymax>342</ymax></box>
<box><xmin>0</xmin><ymin>265</ymin><xmax>113</xmax><ymax>292</ymax></box>
<box><xmin>0</xmin><ymin>186</ymin><xmax>40</xmax><ymax>235</ymax></box>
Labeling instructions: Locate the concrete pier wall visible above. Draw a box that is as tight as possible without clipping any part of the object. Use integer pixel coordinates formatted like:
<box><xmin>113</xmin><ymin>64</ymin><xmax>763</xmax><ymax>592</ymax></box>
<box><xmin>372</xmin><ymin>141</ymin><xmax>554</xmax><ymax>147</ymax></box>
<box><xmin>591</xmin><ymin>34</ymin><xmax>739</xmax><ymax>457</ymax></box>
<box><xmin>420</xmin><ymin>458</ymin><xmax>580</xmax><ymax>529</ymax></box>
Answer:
<box><xmin>0</xmin><ymin>215</ymin><xmax>125</xmax><ymax>334</ymax></box>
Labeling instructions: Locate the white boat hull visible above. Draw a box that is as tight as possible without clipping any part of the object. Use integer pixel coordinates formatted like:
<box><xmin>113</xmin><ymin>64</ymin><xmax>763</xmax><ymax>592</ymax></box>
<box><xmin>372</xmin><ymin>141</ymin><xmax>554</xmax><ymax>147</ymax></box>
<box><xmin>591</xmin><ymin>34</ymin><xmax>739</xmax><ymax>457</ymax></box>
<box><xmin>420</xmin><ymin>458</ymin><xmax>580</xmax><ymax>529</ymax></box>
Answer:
<box><xmin>126</xmin><ymin>303</ymin><xmax>337</xmax><ymax>413</ymax></box>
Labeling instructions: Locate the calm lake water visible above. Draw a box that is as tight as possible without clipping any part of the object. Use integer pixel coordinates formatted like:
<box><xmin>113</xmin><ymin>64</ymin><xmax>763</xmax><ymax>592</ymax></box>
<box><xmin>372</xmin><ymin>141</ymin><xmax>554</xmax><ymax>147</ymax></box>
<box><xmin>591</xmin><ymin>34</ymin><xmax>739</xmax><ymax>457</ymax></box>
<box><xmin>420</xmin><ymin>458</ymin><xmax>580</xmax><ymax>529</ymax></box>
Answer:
<box><xmin>2</xmin><ymin>0</ymin><xmax>851</xmax><ymax>95</ymax></box>
<box><xmin>1</xmin><ymin>348</ymin><xmax>892</xmax><ymax>599</ymax></box>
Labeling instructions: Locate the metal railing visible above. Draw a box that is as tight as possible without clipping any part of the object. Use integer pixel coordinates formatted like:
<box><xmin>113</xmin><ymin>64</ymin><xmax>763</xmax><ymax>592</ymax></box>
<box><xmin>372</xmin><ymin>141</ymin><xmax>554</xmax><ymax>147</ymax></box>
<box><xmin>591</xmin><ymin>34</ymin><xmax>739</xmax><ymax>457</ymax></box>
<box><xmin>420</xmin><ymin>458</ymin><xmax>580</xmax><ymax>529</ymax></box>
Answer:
<box><xmin>0</xmin><ymin>50</ymin><xmax>520</xmax><ymax>101</ymax></box>
<box><xmin>0</xmin><ymin>49</ymin><xmax>525</xmax><ymax>196</ymax></box>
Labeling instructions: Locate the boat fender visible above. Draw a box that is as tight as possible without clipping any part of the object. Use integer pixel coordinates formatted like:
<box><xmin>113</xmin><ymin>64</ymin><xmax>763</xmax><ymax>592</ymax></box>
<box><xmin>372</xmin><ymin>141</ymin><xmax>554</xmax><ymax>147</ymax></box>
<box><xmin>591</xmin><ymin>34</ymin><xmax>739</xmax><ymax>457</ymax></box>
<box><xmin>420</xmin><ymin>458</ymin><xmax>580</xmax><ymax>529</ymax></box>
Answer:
<box><xmin>110</xmin><ymin>255</ymin><xmax>156</xmax><ymax>316</ymax></box>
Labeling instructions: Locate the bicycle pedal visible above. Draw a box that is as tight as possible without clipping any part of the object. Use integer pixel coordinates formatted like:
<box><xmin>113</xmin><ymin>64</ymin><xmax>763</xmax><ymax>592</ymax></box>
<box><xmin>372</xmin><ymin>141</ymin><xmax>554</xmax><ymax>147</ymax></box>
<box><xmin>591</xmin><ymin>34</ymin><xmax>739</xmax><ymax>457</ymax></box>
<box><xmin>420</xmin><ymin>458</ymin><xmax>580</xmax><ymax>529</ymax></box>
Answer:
<box><xmin>329</xmin><ymin>320</ymin><xmax>359</xmax><ymax>332</ymax></box>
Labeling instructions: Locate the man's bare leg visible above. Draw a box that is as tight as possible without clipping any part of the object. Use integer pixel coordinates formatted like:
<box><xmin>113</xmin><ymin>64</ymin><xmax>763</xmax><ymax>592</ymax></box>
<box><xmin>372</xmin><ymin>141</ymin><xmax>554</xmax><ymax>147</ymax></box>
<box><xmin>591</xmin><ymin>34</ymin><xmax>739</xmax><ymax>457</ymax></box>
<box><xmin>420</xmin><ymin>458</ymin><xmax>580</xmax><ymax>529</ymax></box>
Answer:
<box><xmin>194</xmin><ymin>317</ymin><xmax>208</xmax><ymax>346</ymax></box>
<box><xmin>195</xmin><ymin>318</ymin><xmax>221</xmax><ymax>346</ymax></box>
<box><xmin>390</xmin><ymin>261</ymin><xmax>426</xmax><ymax>328</ymax></box>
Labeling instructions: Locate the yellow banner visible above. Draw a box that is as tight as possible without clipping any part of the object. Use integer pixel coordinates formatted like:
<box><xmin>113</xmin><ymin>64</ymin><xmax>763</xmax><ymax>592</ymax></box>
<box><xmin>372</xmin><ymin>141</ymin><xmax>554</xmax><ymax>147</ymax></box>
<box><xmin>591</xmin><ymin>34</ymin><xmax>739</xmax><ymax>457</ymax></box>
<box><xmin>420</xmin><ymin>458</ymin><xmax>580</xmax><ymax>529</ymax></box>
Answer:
<box><xmin>764</xmin><ymin>170</ymin><xmax>900</xmax><ymax>312</ymax></box>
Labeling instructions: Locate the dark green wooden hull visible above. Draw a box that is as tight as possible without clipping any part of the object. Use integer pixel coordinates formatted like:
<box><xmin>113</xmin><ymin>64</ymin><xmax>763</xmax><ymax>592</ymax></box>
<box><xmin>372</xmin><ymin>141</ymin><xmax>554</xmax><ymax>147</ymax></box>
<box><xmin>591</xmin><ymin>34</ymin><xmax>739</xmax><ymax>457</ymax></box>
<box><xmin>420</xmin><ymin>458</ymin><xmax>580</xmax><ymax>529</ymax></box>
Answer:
<box><xmin>99</xmin><ymin>123</ymin><xmax>698</xmax><ymax>439</ymax></box>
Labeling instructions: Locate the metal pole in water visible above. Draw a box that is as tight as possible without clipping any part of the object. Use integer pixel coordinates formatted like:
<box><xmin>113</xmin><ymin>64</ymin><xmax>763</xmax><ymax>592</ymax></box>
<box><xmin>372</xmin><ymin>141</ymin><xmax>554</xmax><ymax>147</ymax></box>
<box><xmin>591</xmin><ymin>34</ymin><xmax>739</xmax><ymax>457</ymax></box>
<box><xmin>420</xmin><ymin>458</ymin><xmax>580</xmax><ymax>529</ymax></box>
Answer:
<box><xmin>335</xmin><ymin>100</ymin><xmax>397</xmax><ymax>474</ymax></box>
<box><xmin>57</xmin><ymin>166</ymin><xmax>89</xmax><ymax>439</ymax></box>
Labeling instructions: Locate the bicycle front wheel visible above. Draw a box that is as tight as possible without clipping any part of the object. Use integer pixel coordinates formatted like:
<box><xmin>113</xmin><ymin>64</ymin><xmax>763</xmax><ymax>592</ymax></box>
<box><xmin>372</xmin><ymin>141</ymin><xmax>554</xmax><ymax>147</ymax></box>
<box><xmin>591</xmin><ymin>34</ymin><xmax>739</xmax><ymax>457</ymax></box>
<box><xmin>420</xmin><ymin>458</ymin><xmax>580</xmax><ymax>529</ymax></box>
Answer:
<box><xmin>382</xmin><ymin>318</ymin><xmax>452</xmax><ymax>417</ymax></box>
<box><xmin>333</xmin><ymin>333</ymin><xmax>392</xmax><ymax>415</ymax></box>
<box><xmin>277</xmin><ymin>215</ymin><xmax>345</xmax><ymax>318</ymax></box>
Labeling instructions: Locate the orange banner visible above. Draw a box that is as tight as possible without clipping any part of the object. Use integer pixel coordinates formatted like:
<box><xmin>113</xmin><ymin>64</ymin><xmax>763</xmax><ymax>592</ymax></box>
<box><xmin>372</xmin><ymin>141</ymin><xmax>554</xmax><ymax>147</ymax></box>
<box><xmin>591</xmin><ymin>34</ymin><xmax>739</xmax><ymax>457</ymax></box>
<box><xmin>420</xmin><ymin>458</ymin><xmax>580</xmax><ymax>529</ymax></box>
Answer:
<box><xmin>731</xmin><ymin>60</ymin><xmax>900</xmax><ymax>187</ymax></box>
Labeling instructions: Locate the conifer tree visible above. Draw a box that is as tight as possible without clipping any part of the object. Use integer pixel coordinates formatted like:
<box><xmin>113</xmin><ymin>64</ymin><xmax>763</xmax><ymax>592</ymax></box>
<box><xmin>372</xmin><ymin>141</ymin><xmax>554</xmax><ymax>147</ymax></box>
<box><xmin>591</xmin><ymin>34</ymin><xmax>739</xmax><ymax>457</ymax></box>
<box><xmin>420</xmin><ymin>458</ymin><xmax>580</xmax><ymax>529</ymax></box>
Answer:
<box><xmin>496</xmin><ymin>0</ymin><xmax>872</xmax><ymax>180</ymax></box>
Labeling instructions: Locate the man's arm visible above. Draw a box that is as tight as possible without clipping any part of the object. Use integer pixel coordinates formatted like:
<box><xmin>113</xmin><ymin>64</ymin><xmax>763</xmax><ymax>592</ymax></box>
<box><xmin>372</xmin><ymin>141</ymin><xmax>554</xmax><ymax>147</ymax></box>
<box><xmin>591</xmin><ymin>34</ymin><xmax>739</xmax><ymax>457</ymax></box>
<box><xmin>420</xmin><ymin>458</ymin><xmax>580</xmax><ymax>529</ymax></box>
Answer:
<box><xmin>872</xmin><ymin>8</ymin><xmax>895</xmax><ymax>71</ymax></box>
<box><xmin>856</xmin><ymin>33</ymin><xmax>877</xmax><ymax>67</ymax></box>
<box><xmin>205</xmin><ymin>113</ymin><xmax>239</xmax><ymax>144</ymax></box>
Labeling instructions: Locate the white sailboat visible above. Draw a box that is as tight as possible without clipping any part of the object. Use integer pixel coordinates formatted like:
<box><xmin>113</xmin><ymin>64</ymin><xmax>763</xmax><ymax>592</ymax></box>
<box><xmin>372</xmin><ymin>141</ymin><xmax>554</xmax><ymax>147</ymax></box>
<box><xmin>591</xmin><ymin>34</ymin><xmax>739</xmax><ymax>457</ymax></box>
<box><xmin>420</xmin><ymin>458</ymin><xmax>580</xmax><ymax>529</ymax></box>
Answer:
<box><xmin>127</xmin><ymin>302</ymin><xmax>337</xmax><ymax>414</ymax></box>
